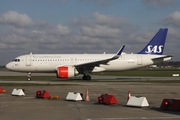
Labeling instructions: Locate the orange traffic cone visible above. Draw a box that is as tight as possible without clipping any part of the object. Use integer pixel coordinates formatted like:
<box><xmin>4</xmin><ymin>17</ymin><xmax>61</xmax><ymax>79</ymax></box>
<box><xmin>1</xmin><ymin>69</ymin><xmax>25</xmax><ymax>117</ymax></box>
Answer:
<box><xmin>85</xmin><ymin>88</ymin><xmax>90</xmax><ymax>102</ymax></box>
<box><xmin>127</xmin><ymin>90</ymin><xmax>131</xmax><ymax>101</ymax></box>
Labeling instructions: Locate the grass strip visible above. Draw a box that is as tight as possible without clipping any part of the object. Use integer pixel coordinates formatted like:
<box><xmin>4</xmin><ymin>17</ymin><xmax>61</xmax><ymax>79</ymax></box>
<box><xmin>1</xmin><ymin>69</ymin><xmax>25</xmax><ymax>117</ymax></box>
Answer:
<box><xmin>0</xmin><ymin>83</ymin><xmax>81</xmax><ymax>86</ymax></box>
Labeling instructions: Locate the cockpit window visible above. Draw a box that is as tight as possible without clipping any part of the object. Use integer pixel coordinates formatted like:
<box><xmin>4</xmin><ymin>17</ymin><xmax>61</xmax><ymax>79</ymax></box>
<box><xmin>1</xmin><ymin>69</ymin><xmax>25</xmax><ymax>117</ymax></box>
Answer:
<box><xmin>13</xmin><ymin>59</ymin><xmax>20</xmax><ymax>62</ymax></box>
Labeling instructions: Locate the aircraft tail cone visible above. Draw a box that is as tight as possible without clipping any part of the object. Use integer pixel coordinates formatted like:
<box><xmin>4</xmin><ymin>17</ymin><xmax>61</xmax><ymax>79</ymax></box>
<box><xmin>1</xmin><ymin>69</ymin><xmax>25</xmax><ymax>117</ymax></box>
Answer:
<box><xmin>127</xmin><ymin>90</ymin><xmax>131</xmax><ymax>102</ymax></box>
<box><xmin>85</xmin><ymin>88</ymin><xmax>90</xmax><ymax>102</ymax></box>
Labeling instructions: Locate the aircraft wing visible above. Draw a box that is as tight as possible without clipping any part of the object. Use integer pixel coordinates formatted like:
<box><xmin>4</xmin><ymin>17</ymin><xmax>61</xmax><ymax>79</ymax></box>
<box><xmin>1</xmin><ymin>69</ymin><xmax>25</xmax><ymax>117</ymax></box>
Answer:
<box><xmin>74</xmin><ymin>45</ymin><xmax>125</xmax><ymax>73</ymax></box>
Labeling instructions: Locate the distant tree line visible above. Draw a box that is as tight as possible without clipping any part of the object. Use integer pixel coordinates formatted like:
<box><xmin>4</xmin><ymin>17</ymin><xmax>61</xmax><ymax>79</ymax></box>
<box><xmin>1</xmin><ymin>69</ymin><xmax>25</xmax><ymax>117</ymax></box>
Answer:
<box><xmin>157</xmin><ymin>61</ymin><xmax>180</xmax><ymax>67</ymax></box>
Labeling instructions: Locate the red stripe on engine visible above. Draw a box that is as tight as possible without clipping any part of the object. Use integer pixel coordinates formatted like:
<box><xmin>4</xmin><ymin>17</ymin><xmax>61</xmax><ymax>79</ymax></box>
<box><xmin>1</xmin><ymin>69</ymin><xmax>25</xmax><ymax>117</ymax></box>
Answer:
<box><xmin>58</xmin><ymin>66</ymin><xmax>68</xmax><ymax>78</ymax></box>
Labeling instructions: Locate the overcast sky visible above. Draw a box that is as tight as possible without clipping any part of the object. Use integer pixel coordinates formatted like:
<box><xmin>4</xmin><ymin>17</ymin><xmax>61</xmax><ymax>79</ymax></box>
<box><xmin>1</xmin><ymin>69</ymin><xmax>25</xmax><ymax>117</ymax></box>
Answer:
<box><xmin>0</xmin><ymin>0</ymin><xmax>180</xmax><ymax>65</ymax></box>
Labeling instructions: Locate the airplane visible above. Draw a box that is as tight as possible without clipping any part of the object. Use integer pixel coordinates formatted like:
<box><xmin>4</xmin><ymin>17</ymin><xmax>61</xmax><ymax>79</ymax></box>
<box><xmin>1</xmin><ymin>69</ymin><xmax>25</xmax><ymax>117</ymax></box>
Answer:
<box><xmin>6</xmin><ymin>28</ymin><xmax>172</xmax><ymax>81</ymax></box>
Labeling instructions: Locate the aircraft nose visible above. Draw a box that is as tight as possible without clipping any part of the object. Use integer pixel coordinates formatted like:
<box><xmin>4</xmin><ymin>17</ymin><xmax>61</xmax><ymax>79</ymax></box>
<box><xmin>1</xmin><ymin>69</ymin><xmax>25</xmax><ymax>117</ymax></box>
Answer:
<box><xmin>6</xmin><ymin>63</ymin><xmax>12</xmax><ymax>70</ymax></box>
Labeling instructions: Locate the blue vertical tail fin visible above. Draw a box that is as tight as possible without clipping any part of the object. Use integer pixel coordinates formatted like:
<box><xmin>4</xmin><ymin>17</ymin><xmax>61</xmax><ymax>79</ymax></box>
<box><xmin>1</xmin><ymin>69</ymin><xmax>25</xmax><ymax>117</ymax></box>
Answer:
<box><xmin>138</xmin><ymin>28</ymin><xmax>168</xmax><ymax>55</ymax></box>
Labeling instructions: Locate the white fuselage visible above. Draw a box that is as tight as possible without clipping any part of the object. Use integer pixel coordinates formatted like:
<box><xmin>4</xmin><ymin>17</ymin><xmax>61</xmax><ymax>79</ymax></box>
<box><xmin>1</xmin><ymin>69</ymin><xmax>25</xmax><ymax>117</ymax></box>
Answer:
<box><xmin>6</xmin><ymin>53</ymin><xmax>171</xmax><ymax>73</ymax></box>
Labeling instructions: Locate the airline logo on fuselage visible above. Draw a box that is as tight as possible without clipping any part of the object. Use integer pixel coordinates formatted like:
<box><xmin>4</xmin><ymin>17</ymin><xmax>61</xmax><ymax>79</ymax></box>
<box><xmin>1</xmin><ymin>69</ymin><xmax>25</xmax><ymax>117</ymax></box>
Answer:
<box><xmin>145</xmin><ymin>45</ymin><xmax>163</xmax><ymax>54</ymax></box>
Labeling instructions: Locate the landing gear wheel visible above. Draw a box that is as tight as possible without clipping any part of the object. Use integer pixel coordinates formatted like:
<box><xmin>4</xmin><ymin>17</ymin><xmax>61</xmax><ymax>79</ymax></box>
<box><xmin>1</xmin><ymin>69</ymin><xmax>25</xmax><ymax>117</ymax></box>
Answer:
<box><xmin>27</xmin><ymin>77</ymin><xmax>31</xmax><ymax>81</ymax></box>
<box><xmin>82</xmin><ymin>76</ymin><xmax>86</xmax><ymax>80</ymax></box>
<box><xmin>27</xmin><ymin>72</ymin><xmax>32</xmax><ymax>81</ymax></box>
<box><xmin>86</xmin><ymin>75</ymin><xmax>91</xmax><ymax>80</ymax></box>
<box><xmin>82</xmin><ymin>75</ymin><xmax>91</xmax><ymax>80</ymax></box>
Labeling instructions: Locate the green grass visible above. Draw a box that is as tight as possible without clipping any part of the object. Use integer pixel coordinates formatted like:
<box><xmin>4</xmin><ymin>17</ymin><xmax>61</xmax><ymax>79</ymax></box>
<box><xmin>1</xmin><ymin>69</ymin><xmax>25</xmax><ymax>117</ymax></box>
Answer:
<box><xmin>0</xmin><ymin>76</ymin><xmax>58</xmax><ymax>81</ymax></box>
<box><xmin>0</xmin><ymin>83</ymin><xmax>81</xmax><ymax>86</ymax></box>
<box><xmin>92</xmin><ymin>68</ymin><xmax>180</xmax><ymax>77</ymax></box>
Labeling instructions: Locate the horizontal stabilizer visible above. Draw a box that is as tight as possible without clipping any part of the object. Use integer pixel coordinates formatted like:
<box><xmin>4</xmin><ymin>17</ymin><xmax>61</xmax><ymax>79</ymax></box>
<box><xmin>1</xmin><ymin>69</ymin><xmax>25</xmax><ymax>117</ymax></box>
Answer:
<box><xmin>151</xmin><ymin>55</ymin><xmax>172</xmax><ymax>60</ymax></box>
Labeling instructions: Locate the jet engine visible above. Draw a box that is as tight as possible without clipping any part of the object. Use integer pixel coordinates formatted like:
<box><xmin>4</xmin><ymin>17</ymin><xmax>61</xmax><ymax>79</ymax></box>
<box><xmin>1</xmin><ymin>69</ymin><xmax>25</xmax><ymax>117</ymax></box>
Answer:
<box><xmin>56</xmin><ymin>66</ymin><xmax>79</xmax><ymax>78</ymax></box>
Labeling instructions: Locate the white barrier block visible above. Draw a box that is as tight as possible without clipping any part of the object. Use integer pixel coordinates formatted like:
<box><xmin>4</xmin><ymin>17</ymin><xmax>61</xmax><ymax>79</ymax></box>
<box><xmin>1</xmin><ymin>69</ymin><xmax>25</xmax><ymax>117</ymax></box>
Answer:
<box><xmin>127</xmin><ymin>96</ymin><xmax>149</xmax><ymax>107</ymax></box>
<box><xmin>11</xmin><ymin>88</ymin><xmax>25</xmax><ymax>96</ymax></box>
<box><xmin>66</xmin><ymin>92</ymin><xmax>82</xmax><ymax>101</ymax></box>
<box><xmin>172</xmin><ymin>74</ymin><xmax>179</xmax><ymax>77</ymax></box>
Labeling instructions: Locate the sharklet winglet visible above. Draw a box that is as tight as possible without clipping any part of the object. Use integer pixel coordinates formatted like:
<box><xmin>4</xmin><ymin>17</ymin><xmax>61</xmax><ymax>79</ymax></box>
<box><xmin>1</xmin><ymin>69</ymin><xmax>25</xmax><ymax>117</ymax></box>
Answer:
<box><xmin>112</xmin><ymin>45</ymin><xmax>125</xmax><ymax>59</ymax></box>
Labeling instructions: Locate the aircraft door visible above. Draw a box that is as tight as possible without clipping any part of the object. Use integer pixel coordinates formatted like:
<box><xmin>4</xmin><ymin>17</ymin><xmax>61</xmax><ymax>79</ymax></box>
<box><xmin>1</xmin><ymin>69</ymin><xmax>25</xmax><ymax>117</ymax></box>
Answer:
<box><xmin>26</xmin><ymin>55</ymin><xmax>31</xmax><ymax>66</ymax></box>
<box><xmin>137</xmin><ymin>55</ymin><xmax>142</xmax><ymax>65</ymax></box>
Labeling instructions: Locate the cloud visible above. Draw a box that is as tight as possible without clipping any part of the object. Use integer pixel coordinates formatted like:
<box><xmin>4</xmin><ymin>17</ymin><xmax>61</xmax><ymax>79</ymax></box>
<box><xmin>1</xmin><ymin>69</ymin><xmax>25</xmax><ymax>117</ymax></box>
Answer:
<box><xmin>2</xmin><ymin>10</ymin><xmax>179</xmax><ymax>65</ymax></box>
<box><xmin>56</xmin><ymin>24</ymin><xmax>71</xmax><ymax>35</ymax></box>
<box><xmin>0</xmin><ymin>11</ymin><xmax>72</xmax><ymax>53</ymax></box>
<box><xmin>0</xmin><ymin>11</ymin><xmax>34</xmax><ymax>28</ymax></box>
<box><xmin>79</xmin><ymin>0</ymin><xmax>112</xmax><ymax>6</ymax></box>
<box><xmin>93</xmin><ymin>12</ymin><xmax>128</xmax><ymax>28</ymax></box>
<box><xmin>80</xmin><ymin>25</ymin><xmax>121</xmax><ymax>38</ymax></box>
<box><xmin>142</xmin><ymin>0</ymin><xmax>178</xmax><ymax>6</ymax></box>
<box><xmin>71</xmin><ymin>15</ymin><xmax>91</xmax><ymax>27</ymax></box>
<box><xmin>0</xmin><ymin>11</ymin><xmax>152</xmax><ymax>55</ymax></box>
<box><xmin>71</xmin><ymin>12</ymin><xmax>137</xmax><ymax>47</ymax></box>
<box><xmin>161</xmin><ymin>11</ymin><xmax>180</xmax><ymax>27</ymax></box>
<box><xmin>0</xmin><ymin>11</ymin><xmax>131</xmax><ymax>56</ymax></box>
<box><xmin>73</xmin><ymin>12</ymin><xmax>134</xmax><ymax>39</ymax></box>
<box><xmin>93</xmin><ymin>0</ymin><xmax>112</xmax><ymax>6</ymax></box>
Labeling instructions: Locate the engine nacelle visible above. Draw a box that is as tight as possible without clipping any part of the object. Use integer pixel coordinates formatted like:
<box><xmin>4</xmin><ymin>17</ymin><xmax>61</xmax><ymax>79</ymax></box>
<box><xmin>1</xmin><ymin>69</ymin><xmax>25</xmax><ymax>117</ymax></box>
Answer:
<box><xmin>56</xmin><ymin>66</ymin><xmax>79</xmax><ymax>78</ymax></box>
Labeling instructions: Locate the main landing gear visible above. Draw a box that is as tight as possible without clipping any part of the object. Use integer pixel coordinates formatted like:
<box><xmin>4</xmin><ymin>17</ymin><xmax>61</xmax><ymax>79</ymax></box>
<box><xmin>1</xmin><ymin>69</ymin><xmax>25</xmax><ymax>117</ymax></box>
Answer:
<box><xmin>27</xmin><ymin>72</ymin><xmax>31</xmax><ymax>81</ymax></box>
<box><xmin>82</xmin><ymin>75</ymin><xmax>91</xmax><ymax>80</ymax></box>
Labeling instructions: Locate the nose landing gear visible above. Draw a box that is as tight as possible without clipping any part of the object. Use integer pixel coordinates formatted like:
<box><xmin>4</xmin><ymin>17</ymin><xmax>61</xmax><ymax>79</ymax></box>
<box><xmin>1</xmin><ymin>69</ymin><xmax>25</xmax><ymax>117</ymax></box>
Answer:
<box><xmin>27</xmin><ymin>72</ymin><xmax>31</xmax><ymax>81</ymax></box>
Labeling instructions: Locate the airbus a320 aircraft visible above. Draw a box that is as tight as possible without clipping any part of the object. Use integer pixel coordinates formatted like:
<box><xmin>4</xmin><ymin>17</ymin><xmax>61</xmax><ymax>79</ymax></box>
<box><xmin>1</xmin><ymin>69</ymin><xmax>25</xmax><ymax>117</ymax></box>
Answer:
<box><xmin>6</xmin><ymin>28</ymin><xmax>172</xmax><ymax>81</ymax></box>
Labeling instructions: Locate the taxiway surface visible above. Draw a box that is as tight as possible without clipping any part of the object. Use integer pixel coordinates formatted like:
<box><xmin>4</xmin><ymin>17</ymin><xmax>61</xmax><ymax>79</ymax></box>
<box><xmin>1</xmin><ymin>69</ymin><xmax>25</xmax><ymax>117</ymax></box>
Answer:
<box><xmin>0</xmin><ymin>71</ymin><xmax>180</xmax><ymax>120</ymax></box>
